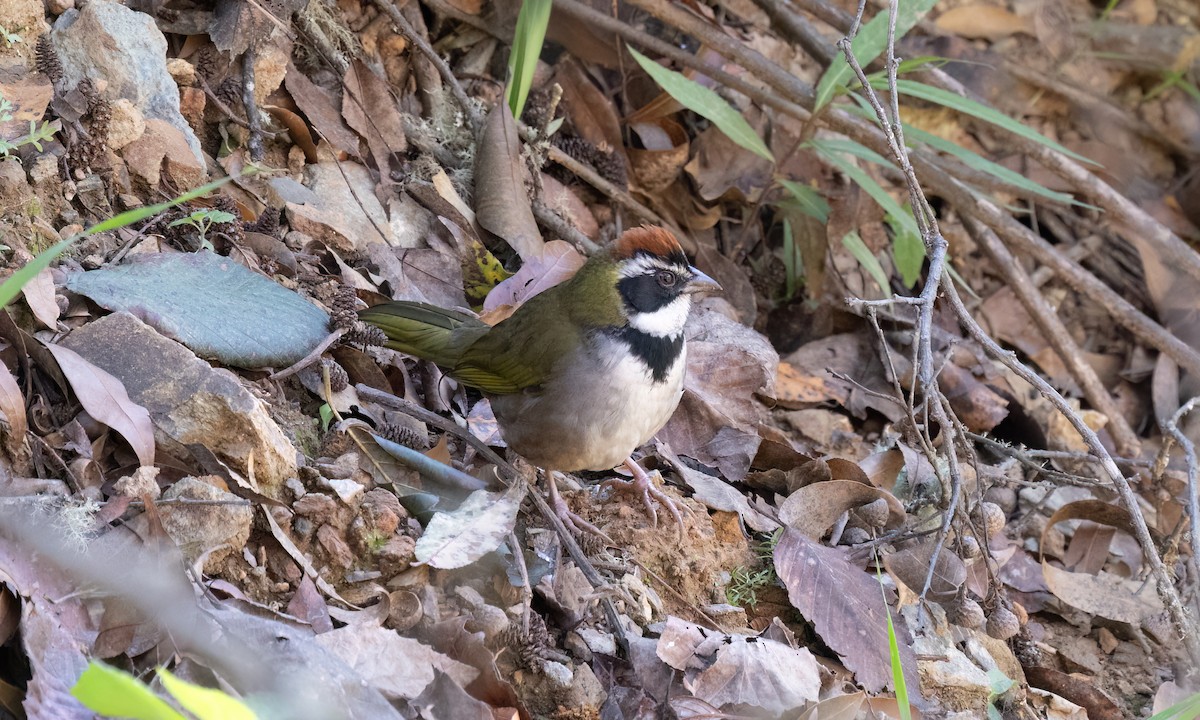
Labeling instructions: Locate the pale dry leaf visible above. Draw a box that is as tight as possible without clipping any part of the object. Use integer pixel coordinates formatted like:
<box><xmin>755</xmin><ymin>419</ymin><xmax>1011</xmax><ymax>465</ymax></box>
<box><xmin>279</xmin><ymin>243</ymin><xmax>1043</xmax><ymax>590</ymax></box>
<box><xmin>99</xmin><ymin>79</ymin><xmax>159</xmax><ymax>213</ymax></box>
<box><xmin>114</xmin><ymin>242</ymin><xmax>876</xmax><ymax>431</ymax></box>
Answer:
<box><xmin>482</xmin><ymin>240</ymin><xmax>584</xmax><ymax>314</ymax></box>
<box><xmin>314</xmin><ymin>625</ymin><xmax>476</xmax><ymax>700</ymax></box>
<box><xmin>414</xmin><ymin>484</ymin><xmax>525</xmax><ymax>569</ymax></box>
<box><xmin>342</xmin><ymin>60</ymin><xmax>407</xmax><ymax>173</ymax></box>
<box><xmin>22</xmin><ymin>268</ymin><xmax>60</xmax><ymax>329</ymax></box>
<box><xmin>884</xmin><ymin>539</ymin><xmax>968</xmax><ymax>604</ymax></box>
<box><xmin>0</xmin><ymin>362</ymin><xmax>27</xmax><ymax>459</ymax></box>
<box><xmin>43</xmin><ymin>343</ymin><xmax>155</xmax><ymax>467</ymax></box>
<box><xmin>935</xmin><ymin>4</ymin><xmax>1033</xmax><ymax>40</ymax></box>
<box><xmin>656</xmin><ymin>616</ymin><xmax>821</xmax><ymax>714</ymax></box>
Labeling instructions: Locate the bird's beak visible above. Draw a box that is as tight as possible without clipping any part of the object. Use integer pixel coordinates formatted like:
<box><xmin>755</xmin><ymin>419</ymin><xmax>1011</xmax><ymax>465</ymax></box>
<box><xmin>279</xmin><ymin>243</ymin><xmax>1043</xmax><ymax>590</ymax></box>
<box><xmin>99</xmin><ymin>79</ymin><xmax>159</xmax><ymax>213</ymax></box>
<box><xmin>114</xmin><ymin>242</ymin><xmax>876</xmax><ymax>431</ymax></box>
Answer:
<box><xmin>685</xmin><ymin>266</ymin><xmax>722</xmax><ymax>294</ymax></box>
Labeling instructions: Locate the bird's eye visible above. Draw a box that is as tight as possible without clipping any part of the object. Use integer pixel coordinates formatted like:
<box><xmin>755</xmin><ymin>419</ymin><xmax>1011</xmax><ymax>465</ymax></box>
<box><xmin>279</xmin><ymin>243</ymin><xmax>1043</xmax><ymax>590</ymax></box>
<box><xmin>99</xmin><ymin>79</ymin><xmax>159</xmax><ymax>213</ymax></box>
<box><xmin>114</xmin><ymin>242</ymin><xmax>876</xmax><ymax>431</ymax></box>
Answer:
<box><xmin>655</xmin><ymin>270</ymin><xmax>678</xmax><ymax>287</ymax></box>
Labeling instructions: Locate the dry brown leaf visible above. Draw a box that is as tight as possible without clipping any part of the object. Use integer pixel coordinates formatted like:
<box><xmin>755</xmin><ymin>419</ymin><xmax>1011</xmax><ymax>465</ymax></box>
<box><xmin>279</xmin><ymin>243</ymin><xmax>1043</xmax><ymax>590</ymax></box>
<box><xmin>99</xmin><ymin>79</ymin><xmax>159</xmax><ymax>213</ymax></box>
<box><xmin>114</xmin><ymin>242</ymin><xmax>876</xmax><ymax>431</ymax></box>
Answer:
<box><xmin>884</xmin><ymin>539</ymin><xmax>968</xmax><ymax>605</ymax></box>
<box><xmin>684</xmin><ymin>116</ymin><xmax>773</xmax><ymax>202</ymax></box>
<box><xmin>774</xmin><ymin>528</ymin><xmax>920</xmax><ymax>694</ymax></box>
<box><xmin>539</xmin><ymin>174</ymin><xmax>599</xmax><ymax>240</ymax></box>
<box><xmin>343</xmin><ymin>60</ymin><xmax>408</xmax><ymax>174</ymax></box>
<box><xmin>658</xmin><ymin>305</ymin><xmax>776</xmax><ymax>481</ymax></box>
<box><xmin>284</xmin><ymin>63</ymin><xmax>362</xmax><ymax>158</ymax></box>
<box><xmin>628</xmin><ymin>118</ymin><xmax>689</xmax><ymax>195</ymax></box>
<box><xmin>0</xmin><ymin>362</ymin><xmax>27</xmax><ymax>461</ymax></box>
<box><xmin>778</xmin><ymin>478</ymin><xmax>905</xmax><ymax>540</ymax></box>
<box><xmin>21</xmin><ymin>268</ymin><xmax>59</xmax><ymax>330</ymax></box>
<box><xmin>555</xmin><ymin>56</ymin><xmax>625</xmax><ymax>158</ymax></box>
<box><xmin>0</xmin><ymin>76</ymin><xmax>53</xmax><ymax>141</ymax></box>
<box><xmin>43</xmin><ymin>343</ymin><xmax>155</xmax><ymax>467</ymax></box>
<box><xmin>474</xmin><ymin>103</ymin><xmax>543</xmax><ymax>261</ymax></box>
<box><xmin>935</xmin><ymin>5</ymin><xmax>1033</xmax><ymax>40</ymax></box>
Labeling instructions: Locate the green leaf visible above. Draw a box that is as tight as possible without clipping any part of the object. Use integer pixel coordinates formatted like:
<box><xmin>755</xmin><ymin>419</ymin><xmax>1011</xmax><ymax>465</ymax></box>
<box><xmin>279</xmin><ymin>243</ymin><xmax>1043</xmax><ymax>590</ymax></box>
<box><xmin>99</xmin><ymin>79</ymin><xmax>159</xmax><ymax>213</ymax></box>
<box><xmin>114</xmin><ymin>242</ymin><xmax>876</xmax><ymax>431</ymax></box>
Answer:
<box><xmin>71</xmin><ymin>662</ymin><xmax>186</xmax><ymax>720</ymax></box>
<box><xmin>1148</xmin><ymin>691</ymin><xmax>1200</xmax><ymax>720</ymax></box>
<box><xmin>627</xmin><ymin>46</ymin><xmax>774</xmax><ymax>162</ymax></box>
<box><xmin>888</xmin><ymin>211</ymin><xmax>924</xmax><ymax>289</ymax></box>
<box><xmin>65</xmin><ymin>250</ymin><xmax>330</xmax><ymax>369</ymax></box>
<box><xmin>777</xmin><ymin>178</ymin><xmax>830</xmax><ymax>222</ymax></box>
<box><xmin>900</xmin><ymin>122</ymin><xmax>1083</xmax><ymax>206</ymax></box>
<box><xmin>879</xmin><ymin>79</ymin><xmax>1098</xmax><ymax>164</ymax></box>
<box><xmin>507</xmin><ymin>0</ymin><xmax>552</xmax><ymax>118</ymax></box>
<box><xmin>0</xmin><ymin>175</ymin><xmax>235</xmax><ymax>310</ymax></box>
<box><xmin>841</xmin><ymin>231</ymin><xmax>891</xmax><ymax>293</ymax></box>
<box><xmin>159</xmin><ymin>667</ymin><xmax>257</xmax><ymax>720</ymax></box>
<box><xmin>815</xmin><ymin>0</ymin><xmax>939</xmax><ymax>109</ymax></box>
<box><xmin>812</xmin><ymin>139</ymin><xmax>919</xmax><ymax>239</ymax></box>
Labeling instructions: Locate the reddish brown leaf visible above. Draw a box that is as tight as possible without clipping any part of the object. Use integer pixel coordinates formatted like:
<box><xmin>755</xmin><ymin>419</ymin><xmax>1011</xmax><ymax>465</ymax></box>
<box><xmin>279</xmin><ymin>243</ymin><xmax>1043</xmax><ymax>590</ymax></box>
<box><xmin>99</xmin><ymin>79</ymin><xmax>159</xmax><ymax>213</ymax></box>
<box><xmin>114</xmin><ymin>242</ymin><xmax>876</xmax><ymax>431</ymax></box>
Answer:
<box><xmin>774</xmin><ymin>528</ymin><xmax>920</xmax><ymax>694</ymax></box>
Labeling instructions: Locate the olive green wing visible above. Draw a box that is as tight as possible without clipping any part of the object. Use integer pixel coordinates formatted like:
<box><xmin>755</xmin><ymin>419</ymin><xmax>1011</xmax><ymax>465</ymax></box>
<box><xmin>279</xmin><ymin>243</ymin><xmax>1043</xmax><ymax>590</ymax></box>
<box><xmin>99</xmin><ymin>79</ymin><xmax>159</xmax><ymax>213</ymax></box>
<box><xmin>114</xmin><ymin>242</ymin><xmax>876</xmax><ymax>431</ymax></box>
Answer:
<box><xmin>358</xmin><ymin>302</ymin><xmax>490</xmax><ymax>369</ymax></box>
<box><xmin>358</xmin><ymin>297</ymin><xmax>580</xmax><ymax>395</ymax></box>
<box><xmin>452</xmin><ymin>292</ymin><xmax>583</xmax><ymax>394</ymax></box>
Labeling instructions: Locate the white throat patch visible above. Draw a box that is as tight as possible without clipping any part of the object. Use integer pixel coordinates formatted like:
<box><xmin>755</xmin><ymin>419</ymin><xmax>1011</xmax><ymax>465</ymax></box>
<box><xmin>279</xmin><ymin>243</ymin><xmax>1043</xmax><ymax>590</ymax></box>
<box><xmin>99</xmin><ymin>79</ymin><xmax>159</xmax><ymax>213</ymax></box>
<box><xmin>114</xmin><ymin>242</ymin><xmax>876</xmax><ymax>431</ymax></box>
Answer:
<box><xmin>628</xmin><ymin>296</ymin><xmax>690</xmax><ymax>338</ymax></box>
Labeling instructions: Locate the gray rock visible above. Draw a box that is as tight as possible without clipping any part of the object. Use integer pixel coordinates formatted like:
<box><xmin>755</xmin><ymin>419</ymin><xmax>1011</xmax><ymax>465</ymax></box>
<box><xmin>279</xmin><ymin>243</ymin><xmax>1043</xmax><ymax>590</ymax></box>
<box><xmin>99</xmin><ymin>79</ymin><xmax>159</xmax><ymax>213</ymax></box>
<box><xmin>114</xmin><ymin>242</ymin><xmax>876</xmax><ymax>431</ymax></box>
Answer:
<box><xmin>61</xmin><ymin>311</ymin><xmax>299</xmax><ymax>498</ymax></box>
<box><xmin>51</xmin><ymin>0</ymin><xmax>202</xmax><ymax>161</ymax></box>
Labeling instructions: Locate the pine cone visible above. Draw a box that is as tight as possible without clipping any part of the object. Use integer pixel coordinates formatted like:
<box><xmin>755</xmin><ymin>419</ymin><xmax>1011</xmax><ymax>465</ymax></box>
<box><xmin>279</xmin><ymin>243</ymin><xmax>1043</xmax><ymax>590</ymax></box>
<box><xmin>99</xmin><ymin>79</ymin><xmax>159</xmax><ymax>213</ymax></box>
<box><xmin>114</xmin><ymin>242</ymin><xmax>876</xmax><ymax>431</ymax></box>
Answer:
<box><xmin>36</xmin><ymin>35</ymin><xmax>64</xmax><ymax>87</ymax></box>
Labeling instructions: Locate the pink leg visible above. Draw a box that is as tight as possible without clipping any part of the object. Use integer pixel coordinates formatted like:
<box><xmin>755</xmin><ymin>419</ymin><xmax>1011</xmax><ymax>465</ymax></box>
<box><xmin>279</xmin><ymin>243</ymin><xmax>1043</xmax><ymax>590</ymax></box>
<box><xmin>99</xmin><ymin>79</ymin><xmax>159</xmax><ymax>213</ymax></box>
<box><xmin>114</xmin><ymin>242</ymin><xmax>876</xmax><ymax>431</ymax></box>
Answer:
<box><xmin>546</xmin><ymin>472</ymin><xmax>612</xmax><ymax>542</ymax></box>
<box><xmin>601</xmin><ymin>458</ymin><xmax>689</xmax><ymax>541</ymax></box>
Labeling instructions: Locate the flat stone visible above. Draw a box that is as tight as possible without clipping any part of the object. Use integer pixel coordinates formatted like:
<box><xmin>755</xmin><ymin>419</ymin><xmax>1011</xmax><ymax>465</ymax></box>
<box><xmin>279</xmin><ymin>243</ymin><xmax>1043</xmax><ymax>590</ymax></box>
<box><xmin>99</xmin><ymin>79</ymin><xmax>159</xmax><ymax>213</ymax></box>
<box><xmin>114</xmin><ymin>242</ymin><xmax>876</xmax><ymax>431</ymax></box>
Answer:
<box><xmin>51</xmin><ymin>0</ymin><xmax>202</xmax><ymax>161</ymax></box>
<box><xmin>275</xmin><ymin>159</ymin><xmax>391</xmax><ymax>253</ymax></box>
<box><xmin>61</xmin><ymin>311</ymin><xmax>298</xmax><ymax>498</ymax></box>
<box><xmin>120</xmin><ymin>118</ymin><xmax>206</xmax><ymax>190</ymax></box>
<box><xmin>159</xmin><ymin>475</ymin><xmax>253</xmax><ymax>572</ymax></box>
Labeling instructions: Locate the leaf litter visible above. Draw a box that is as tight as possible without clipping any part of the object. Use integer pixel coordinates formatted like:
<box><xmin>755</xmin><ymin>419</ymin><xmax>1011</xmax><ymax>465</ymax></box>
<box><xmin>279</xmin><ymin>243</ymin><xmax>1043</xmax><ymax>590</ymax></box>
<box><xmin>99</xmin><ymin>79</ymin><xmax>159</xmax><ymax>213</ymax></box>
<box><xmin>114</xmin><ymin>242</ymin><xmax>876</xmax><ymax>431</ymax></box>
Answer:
<box><xmin>0</xmin><ymin>0</ymin><xmax>1195</xmax><ymax>717</ymax></box>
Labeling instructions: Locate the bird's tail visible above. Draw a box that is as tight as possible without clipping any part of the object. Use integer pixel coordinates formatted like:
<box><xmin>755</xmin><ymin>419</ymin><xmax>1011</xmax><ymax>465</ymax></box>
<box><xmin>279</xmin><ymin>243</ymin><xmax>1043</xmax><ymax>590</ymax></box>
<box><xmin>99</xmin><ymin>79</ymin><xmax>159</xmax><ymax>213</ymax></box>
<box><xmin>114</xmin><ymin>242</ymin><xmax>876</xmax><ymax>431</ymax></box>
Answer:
<box><xmin>357</xmin><ymin>301</ymin><xmax>487</xmax><ymax>369</ymax></box>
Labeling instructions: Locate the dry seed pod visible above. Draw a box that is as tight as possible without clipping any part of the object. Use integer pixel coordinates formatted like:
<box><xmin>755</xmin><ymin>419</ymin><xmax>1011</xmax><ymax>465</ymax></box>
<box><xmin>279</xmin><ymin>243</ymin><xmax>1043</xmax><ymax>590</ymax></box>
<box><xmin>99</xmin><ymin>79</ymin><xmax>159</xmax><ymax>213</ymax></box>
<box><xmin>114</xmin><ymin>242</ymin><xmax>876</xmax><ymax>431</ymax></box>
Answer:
<box><xmin>978</xmin><ymin>501</ymin><xmax>1006</xmax><ymax>537</ymax></box>
<box><xmin>946</xmin><ymin>596</ymin><xmax>986</xmax><ymax>629</ymax></box>
<box><xmin>986</xmin><ymin>604</ymin><xmax>1020</xmax><ymax>640</ymax></box>
<box><xmin>839</xmin><ymin>526</ymin><xmax>871</xmax><ymax>545</ymax></box>
<box><xmin>853</xmin><ymin>497</ymin><xmax>890</xmax><ymax>529</ymax></box>
<box><xmin>1011</xmin><ymin>600</ymin><xmax>1028</xmax><ymax>625</ymax></box>
<box><xmin>959</xmin><ymin>534</ymin><xmax>981</xmax><ymax>559</ymax></box>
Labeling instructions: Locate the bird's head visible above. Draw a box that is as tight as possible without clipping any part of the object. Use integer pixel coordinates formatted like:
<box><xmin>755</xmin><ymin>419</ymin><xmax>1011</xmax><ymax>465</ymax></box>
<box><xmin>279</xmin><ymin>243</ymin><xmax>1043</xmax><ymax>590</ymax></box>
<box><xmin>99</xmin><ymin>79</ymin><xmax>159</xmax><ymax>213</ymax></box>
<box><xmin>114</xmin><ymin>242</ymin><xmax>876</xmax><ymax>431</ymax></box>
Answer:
<box><xmin>609</xmin><ymin>226</ymin><xmax>721</xmax><ymax>338</ymax></box>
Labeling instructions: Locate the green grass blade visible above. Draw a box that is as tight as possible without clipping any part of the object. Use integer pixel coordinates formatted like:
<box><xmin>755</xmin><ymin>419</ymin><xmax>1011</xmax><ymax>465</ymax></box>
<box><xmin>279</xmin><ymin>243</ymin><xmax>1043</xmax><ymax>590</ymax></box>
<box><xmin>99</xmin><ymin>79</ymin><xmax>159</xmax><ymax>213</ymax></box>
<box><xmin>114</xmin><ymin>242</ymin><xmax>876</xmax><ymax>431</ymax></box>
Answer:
<box><xmin>815</xmin><ymin>0</ymin><xmax>939</xmax><ymax>109</ymax></box>
<box><xmin>777</xmin><ymin>178</ymin><xmax>830</xmax><ymax>222</ymax></box>
<box><xmin>159</xmin><ymin>667</ymin><xmax>257</xmax><ymax>720</ymax></box>
<box><xmin>71</xmin><ymin>662</ymin><xmax>186</xmax><ymax>720</ymax></box>
<box><xmin>0</xmin><ymin>175</ymin><xmax>234</xmax><ymax>310</ymax></box>
<box><xmin>878</xmin><ymin>78</ymin><xmax>1098</xmax><ymax>164</ymax></box>
<box><xmin>812</xmin><ymin>138</ymin><xmax>920</xmax><ymax>240</ymax></box>
<box><xmin>507</xmin><ymin>0</ymin><xmax>552</xmax><ymax>118</ymax></box>
<box><xmin>842</xmin><ymin>230</ymin><xmax>891</xmax><ymax>293</ymax></box>
<box><xmin>1148</xmin><ymin>692</ymin><xmax>1200</xmax><ymax>720</ymax></box>
<box><xmin>628</xmin><ymin>47</ymin><xmax>774</xmax><ymax>162</ymax></box>
<box><xmin>900</xmin><ymin>122</ymin><xmax>1085</xmax><ymax>207</ymax></box>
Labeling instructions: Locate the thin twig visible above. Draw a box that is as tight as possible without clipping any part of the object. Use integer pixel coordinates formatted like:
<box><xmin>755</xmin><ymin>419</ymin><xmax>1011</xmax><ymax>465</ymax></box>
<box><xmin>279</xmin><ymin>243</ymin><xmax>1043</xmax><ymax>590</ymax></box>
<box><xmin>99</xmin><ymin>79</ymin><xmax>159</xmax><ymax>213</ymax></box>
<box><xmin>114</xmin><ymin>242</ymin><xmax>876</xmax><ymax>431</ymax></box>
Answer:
<box><xmin>1163</xmin><ymin>397</ymin><xmax>1200</xmax><ymax>615</ymax></box>
<box><xmin>374</xmin><ymin>0</ymin><xmax>484</xmax><ymax>130</ymax></box>
<box><xmin>962</xmin><ymin>215</ymin><xmax>1140</xmax><ymax>455</ymax></box>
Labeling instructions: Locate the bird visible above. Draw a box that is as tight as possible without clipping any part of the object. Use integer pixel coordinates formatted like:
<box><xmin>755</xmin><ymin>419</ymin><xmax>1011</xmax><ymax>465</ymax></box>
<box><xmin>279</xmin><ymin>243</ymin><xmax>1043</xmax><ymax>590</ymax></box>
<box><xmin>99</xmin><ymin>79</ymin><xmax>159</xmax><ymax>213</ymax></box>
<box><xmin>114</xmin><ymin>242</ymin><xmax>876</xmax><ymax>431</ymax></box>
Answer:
<box><xmin>358</xmin><ymin>225</ymin><xmax>720</xmax><ymax>538</ymax></box>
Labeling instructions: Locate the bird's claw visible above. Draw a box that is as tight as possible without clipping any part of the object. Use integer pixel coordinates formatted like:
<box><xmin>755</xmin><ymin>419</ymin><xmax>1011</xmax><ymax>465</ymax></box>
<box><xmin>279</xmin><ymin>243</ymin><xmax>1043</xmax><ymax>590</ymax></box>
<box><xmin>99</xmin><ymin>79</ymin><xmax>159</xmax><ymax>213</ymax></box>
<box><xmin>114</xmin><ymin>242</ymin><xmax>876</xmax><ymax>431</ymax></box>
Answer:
<box><xmin>602</xmin><ymin>459</ymin><xmax>690</xmax><ymax>541</ymax></box>
<box><xmin>547</xmin><ymin>473</ymin><xmax>612</xmax><ymax>543</ymax></box>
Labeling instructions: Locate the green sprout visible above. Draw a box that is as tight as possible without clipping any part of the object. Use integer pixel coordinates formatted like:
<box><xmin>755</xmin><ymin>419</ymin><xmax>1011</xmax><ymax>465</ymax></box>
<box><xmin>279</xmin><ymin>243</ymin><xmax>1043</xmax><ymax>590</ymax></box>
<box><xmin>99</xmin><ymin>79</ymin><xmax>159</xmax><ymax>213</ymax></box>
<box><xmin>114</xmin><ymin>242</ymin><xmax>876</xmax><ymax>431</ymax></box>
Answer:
<box><xmin>168</xmin><ymin>208</ymin><xmax>238</xmax><ymax>251</ymax></box>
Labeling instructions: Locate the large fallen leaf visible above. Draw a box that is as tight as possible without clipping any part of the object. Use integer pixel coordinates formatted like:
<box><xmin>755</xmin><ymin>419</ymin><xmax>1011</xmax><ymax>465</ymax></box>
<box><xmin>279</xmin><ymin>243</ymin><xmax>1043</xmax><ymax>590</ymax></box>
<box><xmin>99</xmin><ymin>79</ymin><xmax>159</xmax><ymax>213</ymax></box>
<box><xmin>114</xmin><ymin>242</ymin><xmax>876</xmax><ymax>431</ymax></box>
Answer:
<box><xmin>315</xmin><ymin>625</ymin><xmax>476</xmax><ymax>701</ymax></box>
<box><xmin>778</xmin><ymin>478</ymin><xmax>905</xmax><ymax>540</ymax></box>
<box><xmin>414</xmin><ymin>484</ymin><xmax>525</xmax><ymax>569</ymax></box>
<box><xmin>64</xmin><ymin>251</ymin><xmax>330</xmax><ymax>369</ymax></box>
<box><xmin>473</xmin><ymin>104</ymin><xmax>543</xmax><ymax>261</ymax></box>
<box><xmin>656</xmin><ymin>616</ymin><xmax>820</xmax><ymax>714</ymax></box>
<box><xmin>656</xmin><ymin>440</ymin><xmax>778</xmax><ymax>532</ymax></box>
<box><xmin>774</xmin><ymin>528</ymin><xmax>919</xmax><ymax>694</ymax></box>
<box><xmin>43</xmin><ymin>343</ymin><xmax>155</xmax><ymax>467</ymax></box>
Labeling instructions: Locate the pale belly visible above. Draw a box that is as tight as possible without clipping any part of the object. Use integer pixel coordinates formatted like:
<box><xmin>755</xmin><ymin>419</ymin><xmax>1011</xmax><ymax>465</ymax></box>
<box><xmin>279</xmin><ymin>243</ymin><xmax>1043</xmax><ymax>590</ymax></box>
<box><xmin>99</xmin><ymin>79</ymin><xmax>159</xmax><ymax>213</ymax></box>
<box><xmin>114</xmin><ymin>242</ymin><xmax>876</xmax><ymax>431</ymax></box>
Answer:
<box><xmin>490</xmin><ymin>338</ymin><xmax>686</xmax><ymax>471</ymax></box>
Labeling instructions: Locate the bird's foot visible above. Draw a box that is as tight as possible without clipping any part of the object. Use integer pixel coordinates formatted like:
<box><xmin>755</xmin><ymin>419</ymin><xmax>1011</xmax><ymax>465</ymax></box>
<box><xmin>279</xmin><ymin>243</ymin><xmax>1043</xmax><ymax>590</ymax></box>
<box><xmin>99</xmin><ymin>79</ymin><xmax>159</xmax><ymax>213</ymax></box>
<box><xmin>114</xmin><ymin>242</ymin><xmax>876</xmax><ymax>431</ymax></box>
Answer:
<box><xmin>601</xmin><ymin>458</ymin><xmax>690</xmax><ymax>541</ymax></box>
<box><xmin>547</xmin><ymin>473</ymin><xmax>612</xmax><ymax>543</ymax></box>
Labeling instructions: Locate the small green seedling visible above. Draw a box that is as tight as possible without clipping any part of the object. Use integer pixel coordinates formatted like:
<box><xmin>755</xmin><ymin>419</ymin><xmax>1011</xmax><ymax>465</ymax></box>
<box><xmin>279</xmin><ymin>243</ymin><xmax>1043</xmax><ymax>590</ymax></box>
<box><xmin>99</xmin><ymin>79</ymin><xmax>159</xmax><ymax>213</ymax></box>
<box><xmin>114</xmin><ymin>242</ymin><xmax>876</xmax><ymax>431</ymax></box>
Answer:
<box><xmin>169</xmin><ymin>208</ymin><xmax>238</xmax><ymax>251</ymax></box>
